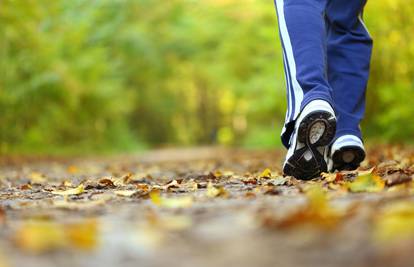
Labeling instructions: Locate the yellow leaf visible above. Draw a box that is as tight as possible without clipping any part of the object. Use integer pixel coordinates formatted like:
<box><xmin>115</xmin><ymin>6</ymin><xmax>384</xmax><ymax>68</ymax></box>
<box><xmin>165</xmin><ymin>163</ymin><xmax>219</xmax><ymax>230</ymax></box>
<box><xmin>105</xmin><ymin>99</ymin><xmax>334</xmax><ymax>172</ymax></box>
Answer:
<box><xmin>214</xmin><ymin>170</ymin><xmax>223</xmax><ymax>178</ymax></box>
<box><xmin>65</xmin><ymin>219</ymin><xmax>98</xmax><ymax>250</ymax></box>
<box><xmin>374</xmin><ymin>201</ymin><xmax>414</xmax><ymax>242</ymax></box>
<box><xmin>266</xmin><ymin>185</ymin><xmax>342</xmax><ymax>229</ymax></box>
<box><xmin>183</xmin><ymin>179</ymin><xmax>198</xmax><ymax>191</ymax></box>
<box><xmin>206</xmin><ymin>182</ymin><xmax>229</xmax><ymax>198</ymax></box>
<box><xmin>61</xmin><ymin>180</ymin><xmax>73</xmax><ymax>187</ymax></box>
<box><xmin>14</xmin><ymin>219</ymin><xmax>98</xmax><ymax>253</ymax></box>
<box><xmin>114</xmin><ymin>190</ymin><xmax>137</xmax><ymax>197</ymax></box>
<box><xmin>14</xmin><ymin>220</ymin><xmax>66</xmax><ymax>253</ymax></box>
<box><xmin>259</xmin><ymin>168</ymin><xmax>272</xmax><ymax>178</ymax></box>
<box><xmin>357</xmin><ymin>167</ymin><xmax>375</xmax><ymax>176</ymax></box>
<box><xmin>52</xmin><ymin>184</ymin><xmax>85</xmax><ymax>196</ymax></box>
<box><xmin>347</xmin><ymin>174</ymin><xmax>385</xmax><ymax>193</ymax></box>
<box><xmin>321</xmin><ymin>172</ymin><xmax>336</xmax><ymax>183</ymax></box>
<box><xmin>149</xmin><ymin>189</ymin><xmax>162</xmax><ymax>205</ymax></box>
<box><xmin>149</xmin><ymin>190</ymin><xmax>193</xmax><ymax>209</ymax></box>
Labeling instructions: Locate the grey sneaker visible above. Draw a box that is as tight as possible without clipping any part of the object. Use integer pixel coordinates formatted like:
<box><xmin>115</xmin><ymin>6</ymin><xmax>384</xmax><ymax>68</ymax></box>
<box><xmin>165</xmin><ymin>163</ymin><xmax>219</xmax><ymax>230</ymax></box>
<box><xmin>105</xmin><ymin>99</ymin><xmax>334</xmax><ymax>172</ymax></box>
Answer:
<box><xmin>329</xmin><ymin>135</ymin><xmax>365</xmax><ymax>171</ymax></box>
<box><xmin>283</xmin><ymin>100</ymin><xmax>337</xmax><ymax>180</ymax></box>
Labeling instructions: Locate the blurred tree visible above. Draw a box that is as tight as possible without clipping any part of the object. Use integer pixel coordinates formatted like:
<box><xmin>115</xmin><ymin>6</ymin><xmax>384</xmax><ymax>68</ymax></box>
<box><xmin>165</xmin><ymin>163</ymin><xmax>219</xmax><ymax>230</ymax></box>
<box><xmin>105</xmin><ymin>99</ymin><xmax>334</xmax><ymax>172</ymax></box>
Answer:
<box><xmin>0</xmin><ymin>0</ymin><xmax>413</xmax><ymax>155</ymax></box>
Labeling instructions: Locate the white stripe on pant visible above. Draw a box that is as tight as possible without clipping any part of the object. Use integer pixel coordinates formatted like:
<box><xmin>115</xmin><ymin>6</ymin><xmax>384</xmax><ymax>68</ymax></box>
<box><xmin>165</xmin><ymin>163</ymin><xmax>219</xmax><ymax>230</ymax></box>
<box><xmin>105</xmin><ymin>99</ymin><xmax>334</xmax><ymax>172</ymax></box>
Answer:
<box><xmin>275</xmin><ymin>0</ymin><xmax>304</xmax><ymax>126</ymax></box>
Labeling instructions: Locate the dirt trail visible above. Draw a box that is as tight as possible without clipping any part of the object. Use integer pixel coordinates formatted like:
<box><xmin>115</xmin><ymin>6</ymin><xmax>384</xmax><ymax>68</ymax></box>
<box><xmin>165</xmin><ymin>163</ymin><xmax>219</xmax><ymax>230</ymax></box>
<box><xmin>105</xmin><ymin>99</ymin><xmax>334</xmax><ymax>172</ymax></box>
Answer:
<box><xmin>1</xmin><ymin>146</ymin><xmax>414</xmax><ymax>267</ymax></box>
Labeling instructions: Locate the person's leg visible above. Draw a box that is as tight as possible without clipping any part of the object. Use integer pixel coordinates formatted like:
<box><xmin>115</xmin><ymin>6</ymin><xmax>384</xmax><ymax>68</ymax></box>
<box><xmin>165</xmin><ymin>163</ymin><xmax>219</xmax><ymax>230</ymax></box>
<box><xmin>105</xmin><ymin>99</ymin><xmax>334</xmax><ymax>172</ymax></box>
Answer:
<box><xmin>325</xmin><ymin>0</ymin><xmax>373</xmax><ymax>170</ymax></box>
<box><xmin>275</xmin><ymin>0</ymin><xmax>333</xmax><ymax>147</ymax></box>
<box><xmin>274</xmin><ymin>0</ymin><xmax>336</xmax><ymax>179</ymax></box>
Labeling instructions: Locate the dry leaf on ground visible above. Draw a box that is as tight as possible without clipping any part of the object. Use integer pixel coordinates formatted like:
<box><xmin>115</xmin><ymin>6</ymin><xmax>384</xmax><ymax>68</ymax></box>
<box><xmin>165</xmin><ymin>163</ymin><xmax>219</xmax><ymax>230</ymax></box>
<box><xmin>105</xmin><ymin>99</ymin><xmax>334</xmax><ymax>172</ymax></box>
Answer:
<box><xmin>51</xmin><ymin>184</ymin><xmax>85</xmax><ymax>196</ymax></box>
<box><xmin>149</xmin><ymin>190</ymin><xmax>193</xmax><ymax>209</ymax></box>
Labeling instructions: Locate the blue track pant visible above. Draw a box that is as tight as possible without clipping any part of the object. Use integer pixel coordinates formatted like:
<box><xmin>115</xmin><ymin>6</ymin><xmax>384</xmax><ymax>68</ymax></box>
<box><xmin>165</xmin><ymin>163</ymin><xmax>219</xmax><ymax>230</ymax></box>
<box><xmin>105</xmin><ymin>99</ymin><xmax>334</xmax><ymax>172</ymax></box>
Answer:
<box><xmin>274</xmin><ymin>0</ymin><xmax>373</xmax><ymax>148</ymax></box>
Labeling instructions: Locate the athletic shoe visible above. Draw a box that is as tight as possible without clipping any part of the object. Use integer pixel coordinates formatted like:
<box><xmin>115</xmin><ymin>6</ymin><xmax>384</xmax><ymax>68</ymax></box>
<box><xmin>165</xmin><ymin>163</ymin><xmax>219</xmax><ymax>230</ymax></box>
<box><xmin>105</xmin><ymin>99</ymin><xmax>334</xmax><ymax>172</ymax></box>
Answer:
<box><xmin>283</xmin><ymin>100</ymin><xmax>336</xmax><ymax>180</ymax></box>
<box><xmin>329</xmin><ymin>135</ymin><xmax>365</xmax><ymax>171</ymax></box>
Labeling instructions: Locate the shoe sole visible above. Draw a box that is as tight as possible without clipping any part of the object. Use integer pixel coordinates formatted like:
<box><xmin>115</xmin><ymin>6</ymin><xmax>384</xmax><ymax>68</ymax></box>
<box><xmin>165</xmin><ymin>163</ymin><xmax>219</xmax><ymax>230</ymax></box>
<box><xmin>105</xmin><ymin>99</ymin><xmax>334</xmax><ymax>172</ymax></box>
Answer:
<box><xmin>283</xmin><ymin>111</ymin><xmax>336</xmax><ymax>180</ymax></box>
<box><xmin>332</xmin><ymin>146</ymin><xmax>365</xmax><ymax>171</ymax></box>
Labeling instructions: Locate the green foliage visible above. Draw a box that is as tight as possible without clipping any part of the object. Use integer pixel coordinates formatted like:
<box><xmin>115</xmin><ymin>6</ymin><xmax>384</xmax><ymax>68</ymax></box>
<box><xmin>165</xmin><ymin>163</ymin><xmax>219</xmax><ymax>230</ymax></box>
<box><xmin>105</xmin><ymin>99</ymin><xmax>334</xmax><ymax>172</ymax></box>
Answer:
<box><xmin>0</xmin><ymin>0</ymin><xmax>413</xmax><ymax>154</ymax></box>
<box><xmin>363</xmin><ymin>1</ymin><xmax>414</xmax><ymax>141</ymax></box>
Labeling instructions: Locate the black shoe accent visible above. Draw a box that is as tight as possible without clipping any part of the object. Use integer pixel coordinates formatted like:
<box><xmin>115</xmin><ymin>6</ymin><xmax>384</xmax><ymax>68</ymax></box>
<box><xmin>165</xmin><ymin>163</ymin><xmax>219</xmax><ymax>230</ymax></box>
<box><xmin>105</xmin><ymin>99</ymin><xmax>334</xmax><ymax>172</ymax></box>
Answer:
<box><xmin>283</xmin><ymin>111</ymin><xmax>336</xmax><ymax>180</ymax></box>
<box><xmin>331</xmin><ymin>146</ymin><xmax>365</xmax><ymax>171</ymax></box>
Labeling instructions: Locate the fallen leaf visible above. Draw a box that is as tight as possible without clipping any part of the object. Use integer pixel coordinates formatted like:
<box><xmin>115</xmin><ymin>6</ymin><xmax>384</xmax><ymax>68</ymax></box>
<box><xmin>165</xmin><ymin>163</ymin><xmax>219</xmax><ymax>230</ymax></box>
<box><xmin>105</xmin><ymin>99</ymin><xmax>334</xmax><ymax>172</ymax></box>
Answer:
<box><xmin>163</xmin><ymin>180</ymin><xmax>180</xmax><ymax>190</ymax></box>
<box><xmin>321</xmin><ymin>172</ymin><xmax>344</xmax><ymax>183</ymax></box>
<box><xmin>242</xmin><ymin>178</ymin><xmax>257</xmax><ymax>185</ymax></box>
<box><xmin>383</xmin><ymin>172</ymin><xmax>412</xmax><ymax>187</ymax></box>
<box><xmin>374</xmin><ymin>201</ymin><xmax>414</xmax><ymax>242</ymax></box>
<box><xmin>358</xmin><ymin>167</ymin><xmax>375</xmax><ymax>176</ymax></box>
<box><xmin>206</xmin><ymin>182</ymin><xmax>229</xmax><ymax>198</ymax></box>
<box><xmin>51</xmin><ymin>184</ymin><xmax>85</xmax><ymax>196</ymax></box>
<box><xmin>114</xmin><ymin>190</ymin><xmax>137</xmax><ymax>197</ymax></box>
<box><xmin>20</xmin><ymin>184</ymin><xmax>32</xmax><ymax>190</ymax></box>
<box><xmin>263</xmin><ymin>185</ymin><xmax>343</xmax><ymax>229</ymax></box>
<box><xmin>321</xmin><ymin>172</ymin><xmax>336</xmax><ymax>182</ymax></box>
<box><xmin>98</xmin><ymin>178</ymin><xmax>115</xmax><ymax>188</ymax></box>
<box><xmin>262</xmin><ymin>185</ymin><xmax>281</xmax><ymax>195</ymax></box>
<box><xmin>182</xmin><ymin>179</ymin><xmax>198</xmax><ymax>191</ymax></box>
<box><xmin>149</xmin><ymin>190</ymin><xmax>193</xmax><ymax>209</ymax></box>
<box><xmin>61</xmin><ymin>180</ymin><xmax>73</xmax><ymax>187</ymax></box>
<box><xmin>121</xmin><ymin>173</ymin><xmax>134</xmax><ymax>184</ymax></box>
<box><xmin>14</xmin><ymin>219</ymin><xmax>98</xmax><ymax>253</ymax></box>
<box><xmin>14</xmin><ymin>220</ymin><xmax>66</xmax><ymax>253</ymax></box>
<box><xmin>259</xmin><ymin>168</ymin><xmax>272</xmax><ymax>179</ymax></box>
<box><xmin>347</xmin><ymin>174</ymin><xmax>385</xmax><ymax>193</ymax></box>
<box><xmin>65</xmin><ymin>219</ymin><xmax>98</xmax><ymax>250</ymax></box>
<box><xmin>136</xmin><ymin>183</ymin><xmax>150</xmax><ymax>192</ymax></box>
<box><xmin>214</xmin><ymin>170</ymin><xmax>223</xmax><ymax>178</ymax></box>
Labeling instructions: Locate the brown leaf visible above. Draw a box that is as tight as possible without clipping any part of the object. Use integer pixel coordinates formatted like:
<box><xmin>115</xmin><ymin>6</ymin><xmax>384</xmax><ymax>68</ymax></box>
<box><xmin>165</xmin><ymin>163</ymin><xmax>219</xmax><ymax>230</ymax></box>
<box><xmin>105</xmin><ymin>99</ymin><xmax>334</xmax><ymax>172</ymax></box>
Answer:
<box><xmin>383</xmin><ymin>172</ymin><xmax>412</xmax><ymax>187</ymax></box>
<box><xmin>242</xmin><ymin>178</ymin><xmax>257</xmax><ymax>185</ymax></box>
<box><xmin>114</xmin><ymin>190</ymin><xmax>137</xmax><ymax>197</ymax></box>
<box><xmin>98</xmin><ymin>178</ymin><xmax>115</xmax><ymax>188</ymax></box>
<box><xmin>19</xmin><ymin>184</ymin><xmax>32</xmax><ymax>190</ymax></box>
<box><xmin>262</xmin><ymin>185</ymin><xmax>281</xmax><ymax>195</ymax></box>
<box><xmin>136</xmin><ymin>183</ymin><xmax>150</xmax><ymax>192</ymax></box>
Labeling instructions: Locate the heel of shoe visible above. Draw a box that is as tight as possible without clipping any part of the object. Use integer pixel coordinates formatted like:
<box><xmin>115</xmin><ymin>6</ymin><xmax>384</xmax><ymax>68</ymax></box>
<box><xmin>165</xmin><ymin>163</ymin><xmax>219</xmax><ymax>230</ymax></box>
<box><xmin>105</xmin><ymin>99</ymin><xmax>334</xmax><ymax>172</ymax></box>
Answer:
<box><xmin>332</xmin><ymin>146</ymin><xmax>365</xmax><ymax>171</ymax></box>
<box><xmin>297</xmin><ymin>111</ymin><xmax>336</xmax><ymax>146</ymax></box>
